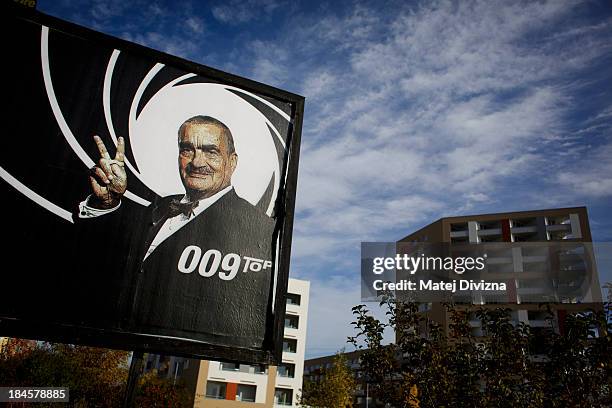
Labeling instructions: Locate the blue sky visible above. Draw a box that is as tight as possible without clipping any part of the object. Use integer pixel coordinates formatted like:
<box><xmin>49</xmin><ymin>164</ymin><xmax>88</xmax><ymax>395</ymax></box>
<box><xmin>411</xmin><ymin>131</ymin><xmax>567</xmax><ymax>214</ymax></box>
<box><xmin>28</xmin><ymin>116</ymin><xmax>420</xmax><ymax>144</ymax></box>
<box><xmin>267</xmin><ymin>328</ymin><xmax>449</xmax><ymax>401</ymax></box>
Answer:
<box><xmin>38</xmin><ymin>0</ymin><xmax>612</xmax><ymax>358</ymax></box>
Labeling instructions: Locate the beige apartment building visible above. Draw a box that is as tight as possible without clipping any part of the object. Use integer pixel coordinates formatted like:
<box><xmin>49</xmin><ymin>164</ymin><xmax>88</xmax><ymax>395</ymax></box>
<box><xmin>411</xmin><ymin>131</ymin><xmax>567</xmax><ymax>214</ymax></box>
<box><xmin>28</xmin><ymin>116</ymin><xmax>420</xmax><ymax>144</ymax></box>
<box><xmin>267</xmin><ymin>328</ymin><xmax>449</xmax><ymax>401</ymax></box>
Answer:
<box><xmin>158</xmin><ymin>278</ymin><xmax>309</xmax><ymax>407</ymax></box>
<box><xmin>397</xmin><ymin>206</ymin><xmax>603</xmax><ymax>337</ymax></box>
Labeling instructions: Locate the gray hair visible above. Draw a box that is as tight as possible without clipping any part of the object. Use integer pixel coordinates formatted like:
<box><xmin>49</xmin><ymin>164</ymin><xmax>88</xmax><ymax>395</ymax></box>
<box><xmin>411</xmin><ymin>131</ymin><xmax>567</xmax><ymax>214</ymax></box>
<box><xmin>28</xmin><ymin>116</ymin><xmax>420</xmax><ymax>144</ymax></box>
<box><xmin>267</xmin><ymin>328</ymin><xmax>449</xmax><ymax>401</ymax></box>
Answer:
<box><xmin>178</xmin><ymin>115</ymin><xmax>236</xmax><ymax>154</ymax></box>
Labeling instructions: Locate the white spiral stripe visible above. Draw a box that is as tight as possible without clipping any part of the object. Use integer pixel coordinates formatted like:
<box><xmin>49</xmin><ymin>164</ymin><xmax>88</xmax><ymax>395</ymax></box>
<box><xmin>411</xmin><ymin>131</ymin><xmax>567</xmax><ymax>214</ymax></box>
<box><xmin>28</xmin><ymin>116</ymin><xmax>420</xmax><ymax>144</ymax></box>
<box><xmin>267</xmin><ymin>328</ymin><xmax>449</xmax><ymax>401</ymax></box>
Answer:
<box><xmin>224</xmin><ymin>85</ymin><xmax>291</xmax><ymax>123</ymax></box>
<box><xmin>220</xmin><ymin>86</ymin><xmax>285</xmax><ymax>214</ymax></box>
<box><xmin>126</xmin><ymin>62</ymin><xmax>165</xmax><ymax>182</ymax></box>
<box><xmin>0</xmin><ymin>166</ymin><xmax>73</xmax><ymax>223</ymax></box>
<box><xmin>41</xmin><ymin>27</ymin><xmax>150</xmax><ymax>208</ymax></box>
<box><xmin>42</xmin><ymin>26</ymin><xmax>94</xmax><ymax>169</ymax></box>
<box><xmin>102</xmin><ymin>50</ymin><xmax>152</xmax><ymax>207</ymax></box>
<box><xmin>103</xmin><ymin>50</ymin><xmax>121</xmax><ymax>146</ymax></box>
<box><xmin>225</xmin><ymin>86</ymin><xmax>288</xmax><ymax>150</ymax></box>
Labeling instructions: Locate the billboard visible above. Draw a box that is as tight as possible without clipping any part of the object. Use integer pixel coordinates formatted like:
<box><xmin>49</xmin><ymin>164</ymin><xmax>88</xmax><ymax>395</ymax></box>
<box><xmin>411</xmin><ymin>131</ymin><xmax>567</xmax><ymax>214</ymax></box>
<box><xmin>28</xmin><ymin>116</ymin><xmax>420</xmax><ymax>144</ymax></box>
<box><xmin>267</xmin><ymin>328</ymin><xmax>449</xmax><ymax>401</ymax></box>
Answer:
<box><xmin>0</xmin><ymin>6</ymin><xmax>304</xmax><ymax>365</ymax></box>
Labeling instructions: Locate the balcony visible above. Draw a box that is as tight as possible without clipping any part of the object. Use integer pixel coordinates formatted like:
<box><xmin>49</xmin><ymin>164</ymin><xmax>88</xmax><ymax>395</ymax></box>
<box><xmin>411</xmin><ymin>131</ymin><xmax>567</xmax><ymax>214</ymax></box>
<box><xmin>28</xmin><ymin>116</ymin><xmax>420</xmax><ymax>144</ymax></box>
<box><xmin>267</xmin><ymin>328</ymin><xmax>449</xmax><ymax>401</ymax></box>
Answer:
<box><xmin>282</xmin><ymin>338</ymin><xmax>297</xmax><ymax>354</ymax></box>
<box><xmin>286</xmin><ymin>293</ymin><xmax>301</xmax><ymax>306</ymax></box>
<box><xmin>478</xmin><ymin>228</ymin><xmax>502</xmax><ymax>237</ymax></box>
<box><xmin>284</xmin><ymin>315</ymin><xmax>299</xmax><ymax>330</ymax></box>
<box><xmin>546</xmin><ymin>224</ymin><xmax>571</xmax><ymax>233</ymax></box>
<box><xmin>277</xmin><ymin>363</ymin><xmax>295</xmax><ymax>378</ymax></box>
<box><xmin>274</xmin><ymin>388</ymin><xmax>293</xmax><ymax>406</ymax></box>
<box><xmin>220</xmin><ymin>362</ymin><xmax>239</xmax><ymax>371</ymax></box>
<box><xmin>205</xmin><ymin>381</ymin><xmax>226</xmax><ymax>400</ymax></box>
<box><xmin>511</xmin><ymin>226</ymin><xmax>538</xmax><ymax>234</ymax></box>
<box><xmin>236</xmin><ymin>384</ymin><xmax>256</xmax><ymax>403</ymax></box>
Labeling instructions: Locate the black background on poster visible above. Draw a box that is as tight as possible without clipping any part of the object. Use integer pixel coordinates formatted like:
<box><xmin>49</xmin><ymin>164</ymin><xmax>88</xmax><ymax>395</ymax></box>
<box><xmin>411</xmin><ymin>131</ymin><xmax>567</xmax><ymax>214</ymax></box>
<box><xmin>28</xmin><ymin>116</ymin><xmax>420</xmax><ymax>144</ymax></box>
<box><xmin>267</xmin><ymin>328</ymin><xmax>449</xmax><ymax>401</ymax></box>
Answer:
<box><xmin>0</xmin><ymin>4</ymin><xmax>304</xmax><ymax>365</ymax></box>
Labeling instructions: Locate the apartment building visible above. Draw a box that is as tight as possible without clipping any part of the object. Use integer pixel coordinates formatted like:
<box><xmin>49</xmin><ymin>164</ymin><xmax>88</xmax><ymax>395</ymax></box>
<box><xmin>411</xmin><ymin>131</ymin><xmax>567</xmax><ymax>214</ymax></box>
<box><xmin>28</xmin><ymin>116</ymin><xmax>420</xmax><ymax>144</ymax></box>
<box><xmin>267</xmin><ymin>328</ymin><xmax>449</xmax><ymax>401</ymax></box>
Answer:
<box><xmin>0</xmin><ymin>337</ymin><xmax>10</xmax><ymax>354</ymax></box>
<box><xmin>166</xmin><ymin>278</ymin><xmax>310</xmax><ymax>407</ymax></box>
<box><xmin>397</xmin><ymin>206</ymin><xmax>603</xmax><ymax>336</ymax></box>
<box><xmin>303</xmin><ymin>350</ymin><xmax>376</xmax><ymax>408</ymax></box>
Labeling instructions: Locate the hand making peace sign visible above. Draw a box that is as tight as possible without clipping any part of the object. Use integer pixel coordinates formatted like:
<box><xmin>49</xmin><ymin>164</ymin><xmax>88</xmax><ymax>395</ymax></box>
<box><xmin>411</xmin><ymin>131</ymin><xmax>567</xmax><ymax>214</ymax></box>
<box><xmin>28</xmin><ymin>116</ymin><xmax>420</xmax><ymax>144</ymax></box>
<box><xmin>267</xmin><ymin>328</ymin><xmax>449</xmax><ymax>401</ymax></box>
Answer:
<box><xmin>88</xmin><ymin>135</ymin><xmax>127</xmax><ymax>209</ymax></box>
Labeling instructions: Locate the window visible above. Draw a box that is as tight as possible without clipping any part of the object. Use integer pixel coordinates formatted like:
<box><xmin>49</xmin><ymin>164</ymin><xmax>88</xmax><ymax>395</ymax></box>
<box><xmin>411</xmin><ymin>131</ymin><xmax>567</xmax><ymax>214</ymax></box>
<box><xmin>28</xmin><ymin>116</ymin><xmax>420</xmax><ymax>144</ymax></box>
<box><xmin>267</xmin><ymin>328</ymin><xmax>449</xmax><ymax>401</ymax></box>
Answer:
<box><xmin>283</xmin><ymin>338</ymin><xmax>297</xmax><ymax>353</ymax></box>
<box><xmin>479</xmin><ymin>235</ymin><xmax>503</xmax><ymax>242</ymax></box>
<box><xmin>286</xmin><ymin>293</ymin><xmax>301</xmax><ymax>305</ymax></box>
<box><xmin>173</xmin><ymin>360</ymin><xmax>184</xmax><ymax>378</ymax></box>
<box><xmin>511</xmin><ymin>217</ymin><xmax>537</xmax><ymax>228</ymax></box>
<box><xmin>206</xmin><ymin>381</ymin><xmax>226</xmax><ymax>399</ymax></box>
<box><xmin>254</xmin><ymin>364</ymin><xmax>268</xmax><ymax>375</ymax></box>
<box><xmin>277</xmin><ymin>363</ymin><xmax>295</xmax><ymax>378</ymax></box>
<box><xmin>528</xmin><ymin>310</ymin><xmax>548</xmax><ymax>321</ymax></box>
<box><xmin>284</xmin><ymin>315</ymin><xmax>299</xmax><ymax>329</ymax></box>
<box><xmin>479</xmin><ymin>220</ymin><xmax>501</xmax><ymax>230</ymax></box>
<box><xmin>275</xmin><ymin>388</ymin><xmax>293</xmax><ymax>406</ymax></box>
<box><xmin>513</xmin><ymin>232</ymin><xmax>539</xmax><ymax>242</ymax></box>
<box><xmin>419</xmin><ymin>303</ymin><xmax>432</xmax><ymax>312</ymax></box>
<box><xmin>220</xmin><ymin>362</ymin><xmax>239</xmax><ymax>371</ymax></box>
<box><xmin>451</xmin><ymin>222</ymin><xmax>468</xmax><ymax>232</ymax></box>
<box><xmin>236</xmin><ymin>384</ymin><xmax>257</xmax><ymax>402</ymax></box>
<box><xmin>547</xmin><ymin>215</ymin><xmax>570</xmax><ymax>226</ymax></box>
<box><xmin>157</xmin><ymin>355</ymin><xmax>170</xmax><ymax>376</ymax></box>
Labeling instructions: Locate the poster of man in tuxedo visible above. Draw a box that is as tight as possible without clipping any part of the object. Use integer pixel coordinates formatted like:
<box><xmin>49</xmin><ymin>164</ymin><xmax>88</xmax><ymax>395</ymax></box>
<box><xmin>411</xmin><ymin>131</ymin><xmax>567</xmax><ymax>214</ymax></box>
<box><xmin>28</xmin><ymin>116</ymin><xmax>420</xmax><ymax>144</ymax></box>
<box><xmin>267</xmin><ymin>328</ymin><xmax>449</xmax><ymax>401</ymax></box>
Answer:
<box><xmin>0</xmin><ymin>7</ymin><xmax>303</xmax><ymax>364</ymax></box>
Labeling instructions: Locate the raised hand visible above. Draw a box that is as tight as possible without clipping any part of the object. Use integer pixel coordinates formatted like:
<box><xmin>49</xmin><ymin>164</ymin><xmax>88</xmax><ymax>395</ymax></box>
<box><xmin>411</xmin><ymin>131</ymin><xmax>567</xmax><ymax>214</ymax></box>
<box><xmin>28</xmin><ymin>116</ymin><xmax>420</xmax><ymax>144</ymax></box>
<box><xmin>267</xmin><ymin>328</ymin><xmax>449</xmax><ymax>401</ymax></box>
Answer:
<box><xmin>88</xmin><ymin>135</ymin><xmax>127</xmax><ymax>209</ymax></box>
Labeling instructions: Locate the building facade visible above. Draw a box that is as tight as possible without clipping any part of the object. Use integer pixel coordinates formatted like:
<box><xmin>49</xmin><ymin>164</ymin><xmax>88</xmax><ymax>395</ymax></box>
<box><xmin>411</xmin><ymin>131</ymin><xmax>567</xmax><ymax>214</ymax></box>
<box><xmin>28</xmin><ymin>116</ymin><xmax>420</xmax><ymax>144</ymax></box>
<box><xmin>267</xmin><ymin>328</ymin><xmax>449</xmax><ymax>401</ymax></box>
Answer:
<box><xmin>397</xmin><ymin>206</ymin><xmax>603</xmax><ymax>337</ymax></box>
<box><xmin>170</xmin><ymin>278</ymin><xmax>310</xmax><ymax>407</ymax></box>
<box><xmin>303</xmin><ymin>349</ymin><xmax>378</xmax><ymax>408</ymax></box>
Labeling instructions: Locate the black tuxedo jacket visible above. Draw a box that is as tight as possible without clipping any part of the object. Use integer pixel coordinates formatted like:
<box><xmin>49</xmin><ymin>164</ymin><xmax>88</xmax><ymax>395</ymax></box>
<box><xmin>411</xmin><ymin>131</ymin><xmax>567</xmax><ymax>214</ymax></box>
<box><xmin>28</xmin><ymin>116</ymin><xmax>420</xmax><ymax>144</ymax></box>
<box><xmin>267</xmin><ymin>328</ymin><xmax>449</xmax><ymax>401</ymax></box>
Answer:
<box><xmin>71</xmin><ymin>189</ymin><xmax>276</xmax><ymax>349</ymax></box>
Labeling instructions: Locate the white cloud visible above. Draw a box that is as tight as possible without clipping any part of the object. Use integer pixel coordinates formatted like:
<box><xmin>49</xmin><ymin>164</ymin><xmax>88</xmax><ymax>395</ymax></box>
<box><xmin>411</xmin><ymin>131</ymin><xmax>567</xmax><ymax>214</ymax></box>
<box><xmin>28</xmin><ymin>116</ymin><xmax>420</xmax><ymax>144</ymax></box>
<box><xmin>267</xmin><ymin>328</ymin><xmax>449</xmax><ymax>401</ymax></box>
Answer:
<box><xmin>286</xmin><ymin>0</ymin><xmax>607</xmax><ymax>233</ymax></box>
<box><xmin>185</xmin><ymin>16</ymin><xmax>205</xmax><ymax>34</ymax></box>
<box><xmin>256</xmin><ymin>1</ymin><xmax>611</xmax><ymax>355</ymax></box>
<box><xmin>300</xmin><ymin>71</ymin><xmax>337</xmax><ymax>100</ymax></box>
<box><xmin>247</xmin><ymin>40</ymin><xmax>291</xmax><ymax>86</ymax></box>
<box><xmin>557</xmin><ymin>143</ymin><xmax>612</xmax><ymax>198</ymax></box>
<box><xmin>211</xmin><ymin>0</ymin><xmax>287</xmax><ymax>24</ymax></box>
<box><xmin>90</xmin><ymin>0</ymin><xmax>127</xmax><ymax>20</ymax></box>
<box><xmin>121</xmin><ymin>31</ymin><xmax>198</xmax><ymax>58</ymax></box>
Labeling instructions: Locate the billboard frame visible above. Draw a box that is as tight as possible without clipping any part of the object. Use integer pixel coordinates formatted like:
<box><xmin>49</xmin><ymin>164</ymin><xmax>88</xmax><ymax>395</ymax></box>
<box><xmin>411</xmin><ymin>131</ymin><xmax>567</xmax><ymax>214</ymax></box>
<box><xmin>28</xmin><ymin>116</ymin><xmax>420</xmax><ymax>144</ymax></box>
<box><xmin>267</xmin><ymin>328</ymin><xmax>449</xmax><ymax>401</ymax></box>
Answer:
<box><xmin>1</xmin><ymin>4</ymin><xmax>304</xmax><ymax>366</ymax></box>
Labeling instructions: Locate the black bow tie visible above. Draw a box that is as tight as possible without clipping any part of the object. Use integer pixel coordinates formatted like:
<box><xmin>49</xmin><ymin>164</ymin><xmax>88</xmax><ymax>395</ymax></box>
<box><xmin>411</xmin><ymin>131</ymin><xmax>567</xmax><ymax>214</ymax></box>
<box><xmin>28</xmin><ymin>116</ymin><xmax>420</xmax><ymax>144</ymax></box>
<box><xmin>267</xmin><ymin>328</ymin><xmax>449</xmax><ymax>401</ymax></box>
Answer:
<box><xmin>168</xmin><ymin>199</ymin><xmax>199</xmax><ymax>219</ymax></box>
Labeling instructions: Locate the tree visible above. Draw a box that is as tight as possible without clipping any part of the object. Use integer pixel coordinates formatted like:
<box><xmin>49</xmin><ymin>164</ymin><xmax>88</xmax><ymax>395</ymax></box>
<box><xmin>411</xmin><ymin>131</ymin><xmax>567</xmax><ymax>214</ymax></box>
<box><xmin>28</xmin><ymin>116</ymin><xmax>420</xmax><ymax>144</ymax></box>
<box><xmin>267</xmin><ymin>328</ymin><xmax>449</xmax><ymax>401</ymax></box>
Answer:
<box><xmin>0</xmin><ymin>339</ymin><xmax>195</xmax><ymax>407</ymax></box>
<box><xmin>543</xmin><ymin>309</ymin><xmax>611</xmax><ymax>407</ymax></box>
<box><xmin>475</xmin><ymin>308</ymin><xmax>544</xmax><ymax>407</ymax></box>
<box><xmin>299</xmin><ymin>351</ymin><xmax>357</xmax><ymax>407</ymax></box>
<box><xmin>0</xmin><ymin>338</ymin><xmax>129</xmax><ymax>407</ymax></box>
<box><xmin>348</xmin><ymin>301</ymin><xmax>424</xmax><ymax>407</ymax></box>
<box><xmin>348</xmin><ymin>295</ymin><xmax>611</xmax><ymax>408</ymax></box>
<box><xmin>134</xmin><ymin>369</ymin><xmax>192</xmax><ymax>408</ymax></box>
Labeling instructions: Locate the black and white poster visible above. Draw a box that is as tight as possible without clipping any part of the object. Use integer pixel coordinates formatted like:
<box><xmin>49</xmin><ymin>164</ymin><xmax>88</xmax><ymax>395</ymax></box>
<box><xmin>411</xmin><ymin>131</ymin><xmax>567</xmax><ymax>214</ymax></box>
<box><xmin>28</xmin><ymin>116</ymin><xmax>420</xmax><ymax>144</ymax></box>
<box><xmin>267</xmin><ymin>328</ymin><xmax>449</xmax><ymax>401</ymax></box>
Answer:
<box><xmin>0</xmin><ymin>8</ymin><xmax>303</xmax><ymax>364</ymax></box>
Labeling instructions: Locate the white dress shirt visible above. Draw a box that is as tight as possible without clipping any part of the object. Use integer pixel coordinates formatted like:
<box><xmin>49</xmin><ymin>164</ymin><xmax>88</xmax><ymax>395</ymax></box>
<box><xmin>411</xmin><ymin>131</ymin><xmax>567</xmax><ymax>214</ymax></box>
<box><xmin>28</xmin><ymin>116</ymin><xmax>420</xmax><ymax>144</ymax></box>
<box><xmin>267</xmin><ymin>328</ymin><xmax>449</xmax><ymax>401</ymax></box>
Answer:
<box><xmin>78</xmin><ymin>185</ymin><xmax>234</xmax><ymax>260</ymax></box>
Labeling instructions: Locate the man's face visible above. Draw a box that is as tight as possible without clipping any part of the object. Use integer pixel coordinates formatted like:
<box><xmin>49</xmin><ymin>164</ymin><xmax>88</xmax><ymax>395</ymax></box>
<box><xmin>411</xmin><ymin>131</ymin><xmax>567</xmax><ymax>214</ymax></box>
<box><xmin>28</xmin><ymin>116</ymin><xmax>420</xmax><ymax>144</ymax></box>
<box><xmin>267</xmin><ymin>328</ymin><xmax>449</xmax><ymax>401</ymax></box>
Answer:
<box><xmin>178</xmin><ymin>122</ymin><xmax>237</xmax><ymax>199</ymax></box>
